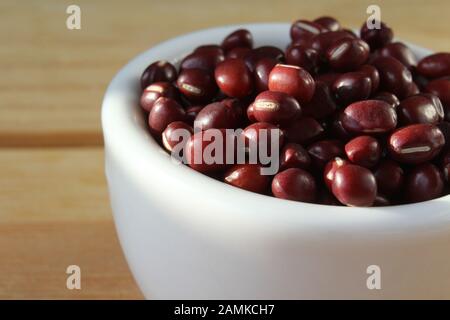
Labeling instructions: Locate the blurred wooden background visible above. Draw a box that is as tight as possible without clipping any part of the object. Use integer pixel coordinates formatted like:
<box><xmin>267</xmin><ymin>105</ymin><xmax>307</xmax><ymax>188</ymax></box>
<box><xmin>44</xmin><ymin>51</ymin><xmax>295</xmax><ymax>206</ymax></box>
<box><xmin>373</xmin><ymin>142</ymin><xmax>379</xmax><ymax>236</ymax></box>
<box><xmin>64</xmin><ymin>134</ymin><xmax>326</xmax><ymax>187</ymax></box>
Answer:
<box><xmin>0</xmin><ymin>0</ymin><xmax>448</xmax><ymax>299</ymax></box>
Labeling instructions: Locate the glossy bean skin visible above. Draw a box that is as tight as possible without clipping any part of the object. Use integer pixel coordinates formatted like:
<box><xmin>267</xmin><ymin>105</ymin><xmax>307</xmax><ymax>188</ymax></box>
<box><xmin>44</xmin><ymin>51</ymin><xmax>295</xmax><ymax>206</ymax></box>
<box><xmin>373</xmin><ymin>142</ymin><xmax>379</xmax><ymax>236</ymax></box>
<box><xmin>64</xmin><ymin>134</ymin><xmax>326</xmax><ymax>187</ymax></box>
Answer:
<box><xmin>326</xmin><ymin>38</ymin><xmax>370</xmax><ymax>71</ymax></box>
<box><xmin>372</xmin><ymin>56</ymin><xmax>414</xmax><ymax>99</ymax></box>
<box><xmin>253</xmin><ymin>58</ymin><xmax>278</xmax><ymax>93</ymax></box>
<box><xmin>345</xmin><ymin>136</ymin><xmax>381</xmax><ymax>168</ymax></box>
<box><xmin>426</xmin><ymin>78</ymin><xmax>450</xmax><ymax>110</ymax></box>
<box><xmin>176</xmin><ymin>68</ymin><xmax>217</xmax><ymax>104</ymax></box>
<box><xmin>243</xmin><ymin>122</ymin><xmax>285</xmax><ymax>153</ymax></box>
<box><xmin>279</xmin><ymin>143</ymin><xmax>312</xmax><ymax>170</ymax></box>
<box><xmin>194</xmin><ymin>99</ymin><xmax>242</xmax><ymax>130</ymax></box>
<box><xmin>185</xmin><ymin>128</ymin><xmax>235</xmax><ymax>173</ymax></box>
<box><xmin>302</xmin><ymin>81</ymin><xmax>337</xmax><ymax>119</ymax></box>
<box><xmin>148</xmin><ymin>97</ymin><xmax>186</xmax><ymax>136</ymax></box>
<box><xmin>285</xmin><ymin>44</ymin><xmax>320</xmax><ymax>74</ymax></box>
<box><xmin>246</xmin><ymin>103</ymin><xmax>256</xmax><ymax>122</ymax></box>
<box><xmin>141</xmin><ymin>60</ymin><xmax>177</xmax><ymax>89</ymax></box>
<box><xmin>226</xmin><ymin>46</ymin><xmax>251</xmax><ymax>59</ymax></box>
<box><xmin>272</xmin><ymin>168</ymin><xmax>317</xmax><ymax>202</ymax></box>
<box><xmin>310</xmin><ymin>30</ymin><xmax>355</xmax><ymax>58</ymax></box>
<box><xmin>341</xmin><ymin>100</ymin><xmax>397</xmax><ymax>134</ymax></box>
<box><xmin>290</xmin><ymin>20</ymin><xmax>326</xmax><ymax>41</ymax></box>
<box><xmin>360</xmin><ymin>21</ymin><xmax>393</xmax><ymax>50</ymax></box>
<box><xmin>268</xmin><ymin>64</ymin><xmax>316</xmax><ymax>104</ymax></box>
<box><xmin>140</xmin><ymin>82</ymin><xmax>178</xmax><ymax>112</ymax></box>
<box><xmin>373</xmin><ymin>159</ymin><xmax>404</xmax><ymax>195</ymax></box>
<box><xmin>379</xmin><ymin>42</ymin><xmax>417</xmax><ymax>70</ymax></box>
<box><xmin>397</xmin><ymin>93</ymin><xmax>444</xmax><ymax>125</ymax></box>
<box><xmin>215</xmin><ymin>58</ymin><xmax>253</xmax><ymax>98</ymax></box>
<box><xmin>404</xmin><ymin>163</ymin><xmax>444</xmax><ymax>203</ymax></box>
<box><xmin>307</xmin><ymin>139</ymin><xmax>345</xmax><ymax>169</ymax></box>
<box><xmin>180</xmin><ymin>49</ymin><xmax>225</xmax><ymax>74</ymax></box>
<box><xmin>162</xmin><ymin>121</ymin><xmax>193</xmax><ymax>152</ymax></box>
<box><xmin>244</xmin><ymin>46</ymin><xmax>285</xmax><ymax>72</ymax></box>
<box><xmin>388</xmin><ymin>124</ymin><xmax>445</xmax><ymax>164</ymax></box>
<box><xmin>417</xmin><ymin>53</ymin><xmax>450</xmax><ymax>79</ymax></box>
<box><xmin>332</xmin><ymin>72</ymin><xmax>372</xmax><ymax>105</ymax></box>
<box><xmin>331</xmin><ymin>164</ymin><xmax>377</xmax><ymax>206</ymax></box>
<box><xmin>221</xmin><ymin>29</ymin><xmax>253</xmax><ymax>53</ymax></box>
<box><xmin>323</xmin><ymin>157</ymin><xmax>350</xmax><ymax>190</ymax></box>
<box><xmin>253</xmin><ymin>90</ymin><xmax>302</xmax><ymax>125</ymax></box>
<box><xmin>284</xmin><ymin>117</ymin><xmax>324</xmax><ymax>145</ymax></box>
<box><xmin>223</xmin><ymin>164</ymin><xmax>270</xmax><ymax>194</ymax></box>
<box><xmin>313</xmin><ymin>16</ymin><xmax>340</xmax><ymax>32</ymax></box>
<box><xmin>357</xmin><ymin>64</ymin><xmax>380</xmax><ymax>93</ymax></box>
<box><xmin>372</xmin><ymin>91</ymin><xmax>400</xmax><ymax>109</ymax></box>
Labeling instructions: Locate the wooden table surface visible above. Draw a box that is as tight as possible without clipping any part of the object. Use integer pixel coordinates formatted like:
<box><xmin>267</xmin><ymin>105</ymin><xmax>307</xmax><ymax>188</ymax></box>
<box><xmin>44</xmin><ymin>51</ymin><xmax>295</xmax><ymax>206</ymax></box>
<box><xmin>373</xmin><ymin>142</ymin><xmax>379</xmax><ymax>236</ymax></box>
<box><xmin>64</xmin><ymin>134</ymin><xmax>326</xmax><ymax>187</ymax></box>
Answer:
<box><xmin>0</xmin><ymin>0</ymin><xmax>448</xmax><ymax>299</ymax></box>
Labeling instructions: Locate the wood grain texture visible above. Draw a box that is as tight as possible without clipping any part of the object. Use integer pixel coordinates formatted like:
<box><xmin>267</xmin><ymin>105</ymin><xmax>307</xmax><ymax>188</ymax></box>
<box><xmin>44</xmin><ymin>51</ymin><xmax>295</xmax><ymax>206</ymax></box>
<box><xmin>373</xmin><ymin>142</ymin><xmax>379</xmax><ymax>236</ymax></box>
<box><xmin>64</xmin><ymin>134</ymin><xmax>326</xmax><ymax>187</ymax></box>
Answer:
<box><xmin>1</xmin><ymin>0</ymin><xmax>449</xmax><ymax>146</ymax></box>
<box><xmin>0</xmin><ymin>148</ymin><xmax>143</xmax><ymax>299</ymax></box>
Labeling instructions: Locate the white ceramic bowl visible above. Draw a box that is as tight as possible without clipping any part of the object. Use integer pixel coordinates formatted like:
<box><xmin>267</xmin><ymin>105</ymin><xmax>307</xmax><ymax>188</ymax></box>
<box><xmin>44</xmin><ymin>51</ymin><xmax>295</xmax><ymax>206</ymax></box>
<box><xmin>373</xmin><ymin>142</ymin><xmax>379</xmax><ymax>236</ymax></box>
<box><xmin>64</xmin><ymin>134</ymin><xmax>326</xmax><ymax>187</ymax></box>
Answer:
<box><xmin>102</xmin><ymin>23</ymin><xmax>450</xmax><ymax>299</ymax></box>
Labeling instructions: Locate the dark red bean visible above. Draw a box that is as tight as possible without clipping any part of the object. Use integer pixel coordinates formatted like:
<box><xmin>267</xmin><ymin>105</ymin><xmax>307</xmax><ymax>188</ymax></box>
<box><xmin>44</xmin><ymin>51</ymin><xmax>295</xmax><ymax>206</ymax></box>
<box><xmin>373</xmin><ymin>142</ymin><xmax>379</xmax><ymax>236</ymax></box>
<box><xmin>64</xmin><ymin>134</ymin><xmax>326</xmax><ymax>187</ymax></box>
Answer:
<box><xmin>162</xmin><ymin>121</ymin><xmax>193</xmax><ymax>152</ymax></box>
<box><xmin>280</xmin><ymin>143</ymin><xmax>311</xmax><ymax>170</ymax></box>
<box><xmin>404</xmin><ymin>163</ymin><xmax>444</xmax><ymax>203</ymax></box>
<box><xmin>244</xmin><ymin>46</ymin><xmax>285</xmax><ymax>72</ymax></box>
<box><xmin>373</xmin><ymin>159</ymin><xmax>404</xmax><ymax>195</ymax></box>
<box><xmin>407</xmin><ymin>82</ymin><xmax>420</xmax><ymax>97</ymax></box>
<box><xmin>290</xmin><ymin>20</ymin><xmax>326</xmax><ymax>41</ymax></box>
<box><xmin>372</xmin><ymin>91</ymin><xmax>400</xmax><ymax>109</ymax></box>
<box><xmin>417</xmin><ymin>53</ymin><xmax>450</xmax><ymax>79</ymax></box>
<box><xmin>372</xmin><ymin>56</ymin><xmax>414</xmax><ymax>99</ymax></box>
<box><xmin>253</xmin><ymin>90</ymin><xmax>302</xmax><ymax>125</ymax></box>
<box><xmin>332</xmin><ymin>72</ymin><xmax>372</xmax><ymax>105</ymax></box>
<box><xmin>253</xmin><ymin>58</ymin><xmax>278</xmax><ymax>93</ymax></box>
<box><xmin>360</xmin><ymin>21</ymin><xmax>393</xmax><ymax>51</ymax></box>
<box><xmin>326</xmin><ymin>38</ymin><xmax>370</xmax><ymax>71</ymax></box>
<box><xmin>215</xmin><ymin>58</ymin><xmax>253</xmax><ymax>98</ymax></box>
<box><xmin>314</xmin><ymin>72</ymin><xmax>341</xmax><ymax>89</ymax></box>
<box><xmin>323</xmin><ymin>157</ymin><xmax>350</xmax><ymax>190</ymax></box>
<box><xmin>247</xmin><ymin>103</ymin><xmax>256</xmax><ymax>122</ymax></box>
<box><xmin>185</xmin><ymin>128</ymin><xmax>235</xmax><ymax>172</ymax></box>
<box><xmin>388</xmin><ymin>124</ymin><xmax>445</xmax><ymax>164</ymax></box>
<box><xmin>302</xmin><ymin>81</ymin><xmax>337</xmax><ymax>119</ymax></box>
<box><xmin>341</xmin><ymin>100</ymin><xmax>397</xmax><ymax>134</ymax></box>
<box><xmin>310</xmin><ymin>30</ymin><xmax>355</xmax><ymax>57</ymax></box>
<box><xmin>284</xmin><ymin>117</ymin><xmax>324</xmax><ymax>145</ymax></box>
<box><xmin>268</xmin><ymin>64</ymin><xmax>316</xmax><ymax>104</ymax></box>
<box><xmin>373</xmin><ymin>195</ymin><xmax>391</xmax><ymax>206</ymax></box>
<box><xmin>331</xmin><ymin>164</ymin><xmax>377</xmax><ymax>206</ymax></box>
<box><xmin>357</xmin><ymin>64</ymin><xmax>380</xmax><ymax>93</ymax></box>
<box><xmin>180</xmin><ymin>49</ymin><xmax>225</xmax><ymax>73</ymax></box>
<box><xmin>313</xmin><ymin>16</ymin><xmax>340</xmax><ymax>32</ymax></box>
<box><xmin>140</xmin><ymin>82</ymin><xmax>178</xmax><ymax>112</ymax></box>
<box><xmin>397</xmin><ymin>93</ymin><xmax>444</xmax><ymax>125</ymax></box>
<box><xmin>243</xmin><ymin>122</ymin><xmax>285</xmax><ymax>153</ymax></box>
<box><xmin>194</xmin><ymin>99</ymin><xmax>242</xmax><ymax>130</ymax></box>
<box><xmin>148</xmin><ymin>97</ymin><xmax>186</xmax><ymax>135</ymax></box>
<box><xmin>331</xmin><ymin>114</ymin><xmax>353</xmax><ymax>142</ymax></box>
<box><xmin>226</xmin><ymin>46</ymin><xmax>251</xmax><ymax>59</ymax></box>
<box><xmin>176</xmin><ymin>68</ymin><xmax>217</xmax><ymax>103</ymax></box>
<box><xmin>437</xmin><ymin>122</ymin><xmax>450</xmax><ymax>151</ymax></box>
<box><xmin>345</xmin><ymin>136</ymin><xmax>381</xmax><ymax>168</ymax></box>
<box><xmin>285</xmin><ymin>44</ymin><xmax>320</xmax><ymax>74</ymax></box>
<box><xmin>272</xmin><ymin>168</ymin><xmax>317</xmax><ymax>202</ymax></box>
<box><xmin>185</xmin><ymin>105</ymin><xmax>204</xmax><ymax>124</ymax></box>
<box><xmin>221</xmin><ymin>29</ymin><xmax>253</xmax><ymax>53</ymax></box>
<box><xmin>307</xmin><ymin>139</ymin><xmax>344</xmax><ymax>169</ymax></box>
<box><xmin>224</xmin><ymin>164</ymin><xmax>270</xmax><ymax>194</ymax></box>
<box><xmin>426</xmin><ymin>78</ymin><xmax>450</xmax><ymax>109</ymax></box>
<box><xmin>141</xmin><ymin>60</ymin><xmax>177</xmax><ymax>89</ymax></box>
<box><xmin>379</xmin><ymin>42</ymin><xmax>417</xmax><ymax>69</ymax></box>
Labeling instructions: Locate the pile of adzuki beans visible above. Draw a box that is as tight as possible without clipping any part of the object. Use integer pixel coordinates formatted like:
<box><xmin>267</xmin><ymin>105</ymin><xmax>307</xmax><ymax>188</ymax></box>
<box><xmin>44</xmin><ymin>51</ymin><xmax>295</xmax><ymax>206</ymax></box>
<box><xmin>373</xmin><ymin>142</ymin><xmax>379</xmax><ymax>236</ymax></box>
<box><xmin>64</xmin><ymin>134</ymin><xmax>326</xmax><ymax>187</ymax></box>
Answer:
<box><xmin>138</xmin><ymin>17</ymin><xmax>450</xmax><ymax>207</ymax></box>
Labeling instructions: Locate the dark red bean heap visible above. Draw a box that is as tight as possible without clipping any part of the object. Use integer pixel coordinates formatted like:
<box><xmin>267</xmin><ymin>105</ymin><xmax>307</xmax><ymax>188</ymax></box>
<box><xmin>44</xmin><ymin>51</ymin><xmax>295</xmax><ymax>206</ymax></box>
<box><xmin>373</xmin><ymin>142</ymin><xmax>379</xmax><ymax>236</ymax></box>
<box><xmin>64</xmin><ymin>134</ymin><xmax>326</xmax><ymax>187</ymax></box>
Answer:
<box><xmin>138</xmin><ymin>18</ymin><xmax>450</xmax><ymax>207</ymax></box>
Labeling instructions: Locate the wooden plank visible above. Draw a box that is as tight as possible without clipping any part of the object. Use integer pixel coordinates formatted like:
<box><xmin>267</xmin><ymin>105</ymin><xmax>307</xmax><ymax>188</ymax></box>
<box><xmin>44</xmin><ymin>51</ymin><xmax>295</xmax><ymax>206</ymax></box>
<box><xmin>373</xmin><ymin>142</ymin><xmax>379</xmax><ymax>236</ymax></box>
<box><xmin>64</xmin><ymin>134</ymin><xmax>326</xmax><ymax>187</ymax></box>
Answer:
<box><xmin>0</xmin><ymin>0</ymin><xmax>449</xmax><ymax>147</ymax></box>
<box><xmin>0</xmin><ymin>220</ymin><xmax>143</xmax><ymax>299</ymax></box>
<box><xmin>0</xmin><ymin>148</ymin><xmax>142</xmax><ymax>298</ymax></box>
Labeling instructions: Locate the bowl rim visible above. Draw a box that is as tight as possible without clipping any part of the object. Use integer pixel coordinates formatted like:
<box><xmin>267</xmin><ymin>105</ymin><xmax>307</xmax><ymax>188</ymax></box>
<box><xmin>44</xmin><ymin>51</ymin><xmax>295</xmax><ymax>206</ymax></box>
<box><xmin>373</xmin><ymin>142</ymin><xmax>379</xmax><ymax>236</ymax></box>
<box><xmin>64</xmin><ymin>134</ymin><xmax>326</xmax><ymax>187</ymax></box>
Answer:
<box><xmin>102</xmin><ymin>22</ymin><xmax>450</xmax><ymax>233</ymax></box>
